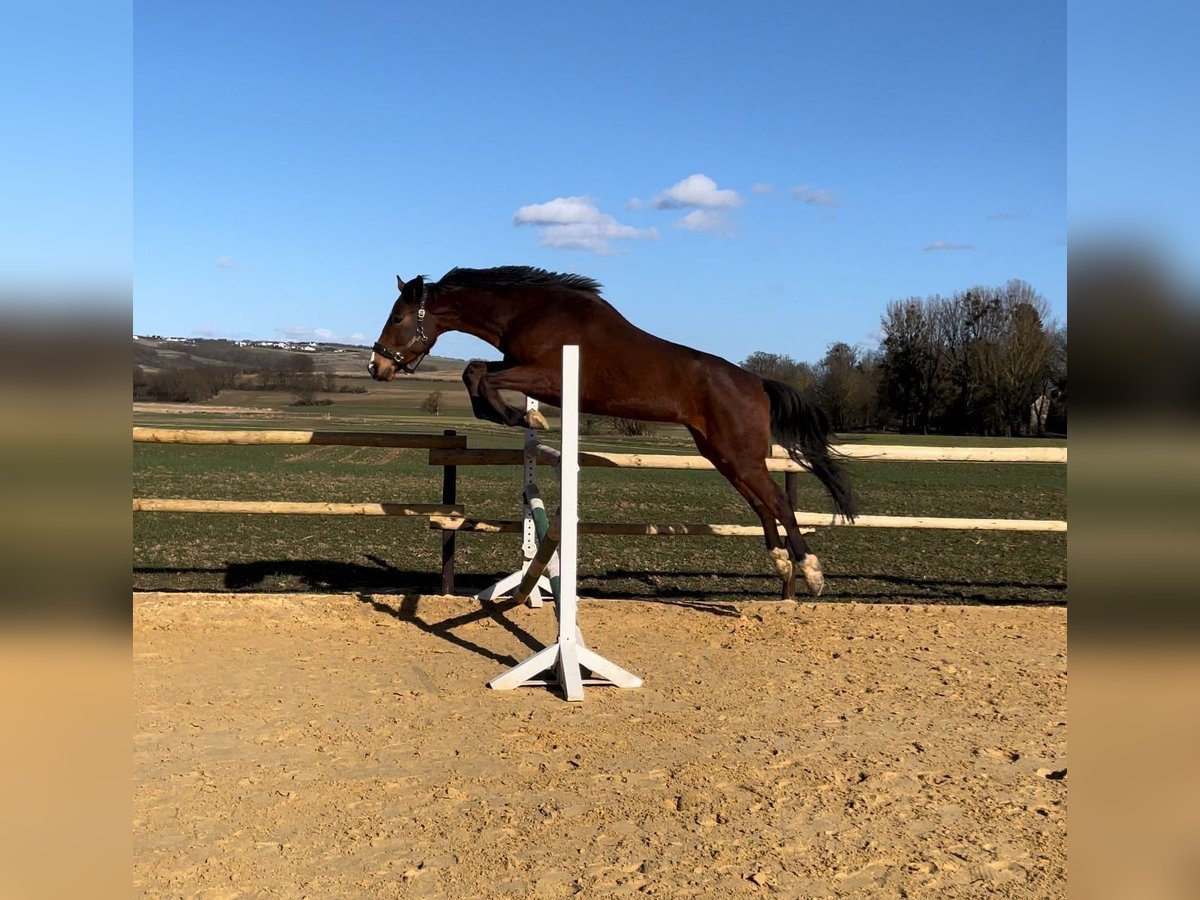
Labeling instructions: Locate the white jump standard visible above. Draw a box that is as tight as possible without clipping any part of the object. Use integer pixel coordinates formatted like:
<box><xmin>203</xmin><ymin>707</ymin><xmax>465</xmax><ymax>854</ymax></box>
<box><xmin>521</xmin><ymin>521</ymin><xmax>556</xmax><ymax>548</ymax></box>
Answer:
<box><xmin>487</xmin><ymin>345</ymin><xmax>643</xmax><ymax>701</ymax></box>
<box><xmin>472</xmin><ymin>399</ymin><xmax>553</xmax><ymax>608</ymax></box>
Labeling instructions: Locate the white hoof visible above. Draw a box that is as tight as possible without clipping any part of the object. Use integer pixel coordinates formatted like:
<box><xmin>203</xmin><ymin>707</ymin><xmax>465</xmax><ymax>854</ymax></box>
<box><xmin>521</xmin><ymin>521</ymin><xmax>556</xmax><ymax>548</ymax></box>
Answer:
<box><xmin>801</xmin><ymin>554</ymin><xmax>824</xmax><ymax>597</ymax></box>
<box><xmin>525</xmin><ymin>409</ymin><xmax>549</xmax><ymax>430</ymax></box>
<box><xmin>769</xmin><ymin>548</ymin><xmax>793</xmax><ymax>580</ymax></box>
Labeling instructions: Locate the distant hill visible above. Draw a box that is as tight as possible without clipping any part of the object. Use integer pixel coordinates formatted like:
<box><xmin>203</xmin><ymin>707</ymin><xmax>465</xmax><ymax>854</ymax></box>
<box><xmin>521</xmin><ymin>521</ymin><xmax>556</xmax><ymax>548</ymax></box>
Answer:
<box><xmin>133</xmin><ymin>336</ymin><xmax>468</xmax><ymax>377</ymax></box>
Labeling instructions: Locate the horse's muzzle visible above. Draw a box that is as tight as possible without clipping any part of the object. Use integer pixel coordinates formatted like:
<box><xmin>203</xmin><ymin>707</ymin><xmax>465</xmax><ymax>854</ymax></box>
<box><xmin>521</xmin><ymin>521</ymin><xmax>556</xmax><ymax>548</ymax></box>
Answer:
<box><xmin>367</xmin><ymin>354</ymin><xmax>398</xmax><ymax>381</ymax></box>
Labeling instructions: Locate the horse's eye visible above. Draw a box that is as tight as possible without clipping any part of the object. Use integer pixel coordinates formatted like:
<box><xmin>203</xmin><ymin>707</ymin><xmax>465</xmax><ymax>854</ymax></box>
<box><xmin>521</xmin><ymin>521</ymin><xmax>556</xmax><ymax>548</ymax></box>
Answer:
<box><xmin>391</xmin><ymin>314</ymin><xmax>403</xmax><ymax>325</ymax></box>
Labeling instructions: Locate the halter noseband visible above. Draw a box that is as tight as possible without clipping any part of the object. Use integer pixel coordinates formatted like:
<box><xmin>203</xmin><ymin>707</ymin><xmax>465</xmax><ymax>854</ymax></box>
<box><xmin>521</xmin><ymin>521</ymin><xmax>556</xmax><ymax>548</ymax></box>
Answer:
<box><xmin>372</xmin><ymin>281</ymin><xmax>429</xmax><ymax>374</ymax></box>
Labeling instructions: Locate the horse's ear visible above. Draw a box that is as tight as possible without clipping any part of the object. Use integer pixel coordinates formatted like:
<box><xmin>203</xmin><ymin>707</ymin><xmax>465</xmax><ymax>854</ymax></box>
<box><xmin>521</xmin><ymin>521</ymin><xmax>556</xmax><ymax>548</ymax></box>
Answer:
<box><xmin>396</xmin><ymin>275</ymin><xmax>406</xmax><ymax>292</ymax></box>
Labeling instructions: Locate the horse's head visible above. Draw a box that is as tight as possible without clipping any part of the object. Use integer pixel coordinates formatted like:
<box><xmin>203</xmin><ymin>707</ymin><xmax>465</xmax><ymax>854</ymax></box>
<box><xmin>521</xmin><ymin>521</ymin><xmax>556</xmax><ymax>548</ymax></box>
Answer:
<box><xmin>368</xmin><ymin>275</ymin><xmax>437</xmax><ymax>380</ymax></box>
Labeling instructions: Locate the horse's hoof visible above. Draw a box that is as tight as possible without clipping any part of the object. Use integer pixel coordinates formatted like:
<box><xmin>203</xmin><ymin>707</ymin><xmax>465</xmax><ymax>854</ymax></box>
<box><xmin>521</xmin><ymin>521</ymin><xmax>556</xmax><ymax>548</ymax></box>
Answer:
<box><xmin>801</xmin><ymin>554</ymin><xmax>824</xmax><ymax>597</ymax></box>
<box><xmin>769</xmin><ymin>548</ymin><xmax>793</xmax><ymax>580</ymax></box>
<box><xmin>525</xmin><ymin>409</ymin><xmax>549</xmax><ymax>430</ymax></box>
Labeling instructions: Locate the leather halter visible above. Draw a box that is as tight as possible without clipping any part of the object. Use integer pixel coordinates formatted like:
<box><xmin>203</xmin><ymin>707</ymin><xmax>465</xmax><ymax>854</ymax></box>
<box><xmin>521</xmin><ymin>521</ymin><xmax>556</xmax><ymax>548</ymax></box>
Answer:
<box><xmin>372</xmin><ymin>281</ymin><xmax>428</xmax><ymax>374</ymax></box>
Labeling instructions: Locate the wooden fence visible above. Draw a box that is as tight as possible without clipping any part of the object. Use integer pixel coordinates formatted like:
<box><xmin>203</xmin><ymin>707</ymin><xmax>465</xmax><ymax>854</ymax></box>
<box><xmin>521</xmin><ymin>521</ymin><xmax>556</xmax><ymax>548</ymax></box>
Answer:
<box><xmin>133</xmin><ymin>427</ymin><xmax>467</xmax><ymax>591</ymax></box>
<box><xmin>133</xmin><ymin>425</ymin><xmax>1067</xmax><ymax>596</ymax></box>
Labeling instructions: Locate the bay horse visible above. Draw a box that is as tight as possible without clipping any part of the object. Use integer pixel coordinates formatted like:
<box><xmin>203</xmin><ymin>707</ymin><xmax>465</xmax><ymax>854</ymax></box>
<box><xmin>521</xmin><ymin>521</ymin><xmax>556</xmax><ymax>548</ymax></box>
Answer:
<box><xmin>368</xmin><ymin>266</ymin><xmax>856</xmax><ymax>597</ymax></box>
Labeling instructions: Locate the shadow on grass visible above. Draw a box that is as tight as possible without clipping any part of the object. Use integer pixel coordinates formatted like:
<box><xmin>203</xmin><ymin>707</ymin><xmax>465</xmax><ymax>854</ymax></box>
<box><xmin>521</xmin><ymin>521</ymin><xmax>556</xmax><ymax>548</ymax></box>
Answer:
<box><xmin>133</xmin><ymin>558</ymin><xmax>1065</xmax><ymax>608</ymax></box>
<box><xmin>587</xmin><ymin>567</ymin><xmax>1066</xmax><ymax>607</ymax></box>
<box><xmin>134</xmin><ymin>559</ymin><xmax>478</xmax><ymax>594</ymax></box>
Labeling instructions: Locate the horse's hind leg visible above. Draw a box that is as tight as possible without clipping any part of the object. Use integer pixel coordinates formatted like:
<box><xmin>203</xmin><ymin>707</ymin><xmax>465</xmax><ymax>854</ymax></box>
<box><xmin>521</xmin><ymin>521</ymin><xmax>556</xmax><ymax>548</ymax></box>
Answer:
<box><xmin>688</xmin><ymin>426</ymin><xmax>825</xmax><ymax>598</ymax></box>
<box><xmin>462</xmin><ymin>361</ymin><xmax>552</xmax><ymax>429</ymax></box>
<box><xmin>773</xmin><ymin>481</ymin><xmax>825</xmax><ymax>597</ymax></box>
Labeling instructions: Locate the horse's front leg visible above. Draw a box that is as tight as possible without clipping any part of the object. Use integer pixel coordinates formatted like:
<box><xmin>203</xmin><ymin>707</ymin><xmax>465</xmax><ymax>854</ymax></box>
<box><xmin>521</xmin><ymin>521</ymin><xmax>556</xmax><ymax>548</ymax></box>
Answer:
<box><xmin>461</xmin><ymin>360</ymin><xmax>551</xmax><ymax>429</ymax></box>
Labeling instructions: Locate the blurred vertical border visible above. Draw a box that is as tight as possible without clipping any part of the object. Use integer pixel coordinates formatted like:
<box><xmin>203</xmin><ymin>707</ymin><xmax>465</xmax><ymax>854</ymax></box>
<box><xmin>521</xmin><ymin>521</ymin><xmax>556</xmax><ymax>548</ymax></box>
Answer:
<box><xmin>1071</xmin><ymin>1</ymin><xmax>1200</xmax><ymax>897</ymax></box>
<box><xmin>1</xmin><ymin>1</ymin><xmax>130</xmax><ymax>897</ymax></box>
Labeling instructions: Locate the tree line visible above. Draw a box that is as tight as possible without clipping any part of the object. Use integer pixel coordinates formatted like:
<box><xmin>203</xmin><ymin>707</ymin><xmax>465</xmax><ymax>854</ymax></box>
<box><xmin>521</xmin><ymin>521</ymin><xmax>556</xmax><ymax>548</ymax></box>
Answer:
<box><xmin>742</xmin><ymin>280</ymin><xmax>1066</xmax><ymax>436</ymax></box>
<box><xmin>134</xmin><ymin>345</ymin><xmax>363</xmax><ymax>405</ymax></box>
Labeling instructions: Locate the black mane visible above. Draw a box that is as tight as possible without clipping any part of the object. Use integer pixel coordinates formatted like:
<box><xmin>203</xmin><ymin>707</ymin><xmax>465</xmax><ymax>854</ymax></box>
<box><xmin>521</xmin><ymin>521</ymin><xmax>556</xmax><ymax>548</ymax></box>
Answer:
<box><xmin>436</xmin><ymin>266</ymin><xmax>602</xmax><ymax>295</ymax></box>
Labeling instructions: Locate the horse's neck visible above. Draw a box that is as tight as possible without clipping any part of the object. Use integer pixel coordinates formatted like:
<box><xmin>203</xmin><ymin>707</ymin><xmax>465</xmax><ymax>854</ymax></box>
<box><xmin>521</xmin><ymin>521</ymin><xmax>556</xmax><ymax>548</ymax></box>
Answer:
<box><xmin>437</xmin><ymin>287</ymin><xmax>522</xmax><ymax>349</ymax></box>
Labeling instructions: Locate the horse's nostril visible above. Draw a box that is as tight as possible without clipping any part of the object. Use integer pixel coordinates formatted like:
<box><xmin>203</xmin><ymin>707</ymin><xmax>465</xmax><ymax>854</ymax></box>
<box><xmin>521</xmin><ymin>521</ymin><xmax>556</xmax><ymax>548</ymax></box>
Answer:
<box><xmin>367</xmin><ymin>361</ymin><xmax>376</xmax><ymax>376</ymax></box>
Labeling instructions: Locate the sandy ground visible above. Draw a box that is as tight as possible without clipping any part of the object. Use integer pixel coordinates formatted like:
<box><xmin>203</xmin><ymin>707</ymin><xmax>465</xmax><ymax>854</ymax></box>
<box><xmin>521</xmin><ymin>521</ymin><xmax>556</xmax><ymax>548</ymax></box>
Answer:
<box><xmin>133</xmin><ymin>593</ymin><xmax>1066</xmax><ymax>898</ymax></box>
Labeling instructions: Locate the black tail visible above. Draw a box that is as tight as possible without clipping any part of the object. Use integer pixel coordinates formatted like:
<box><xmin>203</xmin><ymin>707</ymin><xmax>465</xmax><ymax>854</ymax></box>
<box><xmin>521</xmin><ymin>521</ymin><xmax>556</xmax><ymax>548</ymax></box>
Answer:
<box><xmin>763</xmin><ymin>379</ymin><xmax>858</xmax><ymax>521</ymax></box>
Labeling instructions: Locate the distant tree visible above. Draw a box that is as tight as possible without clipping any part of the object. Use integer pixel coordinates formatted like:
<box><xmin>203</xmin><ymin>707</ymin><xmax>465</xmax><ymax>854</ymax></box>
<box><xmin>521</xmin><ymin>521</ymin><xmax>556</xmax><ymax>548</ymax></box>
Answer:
<box><xmin>260</xmin><ymin>353</ymin><xmax>316</xmax><ymax>391</ymax></box>
<box><xmin>420</xmin><ymin>391</ymin><xmax>444</xmax><ymax>415</ymax></box>
<box><xmin>877</xmin><ymin>281</ymin><xmax>1058</xmax><ymax>436</ymax></box>
<box><xmin>740</xmin><ymin>351</ymin><xmax>815</xmax><ymax>392</ymax></box>
<box><xmin>853</xmin><ymin>350</ymin><xmax>884</xmax><ymax>430</ymax></box>
<box><xmin>941</xmin><ymin>288</ymin><xmax>1000</xmax><ymax>433</ymax></box>
<box><xmin>879</xmin><ymin>297</ymin><xmax>948</xmax><ymax>433</ymax></box>
<box><xmin>134</xmin><ymin>367</ymin><xmax>224</xmax><ymax>402</ymax></box>
<box><xmin>816</xmin><ymin>342</ymin><xmax>858</xmax><ymax>431</ymax></box>
<box><xmin>580</xmin><ymin>414</ymin><xmax>605</xmax><ymax>435</ymax></box>
<box><xmin>1044</xmin><ymin>324</ymin><xmax>1068</xmax><ymax>433</ymax></box>
<box><xmin>610</xmin><ymin>417</ymin><xmax>656</xmax><ymax>436</ymax></box>
<box><xmin>986</xmin><ymin>281</ymin><xmax>1054</xmax><ymax>436</ymax></box>
<box><xmin>814</xmin><ymin>343</ymin><xmax>885</xmax><ymax>431</ymax></box>
<box><xmin>133</xmin><ymin>365</ymin><xmax>150</xmax><ymax>399</ymax></box>
<box><xmin>288</xmin><ymin>370</ymin><xmax>329</xmax><ymax>406</ymax></box>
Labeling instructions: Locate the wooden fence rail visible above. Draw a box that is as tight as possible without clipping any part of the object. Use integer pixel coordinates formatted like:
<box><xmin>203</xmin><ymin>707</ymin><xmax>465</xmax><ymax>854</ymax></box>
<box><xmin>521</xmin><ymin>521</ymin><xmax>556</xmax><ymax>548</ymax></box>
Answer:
<box><xmin>134</xmin><ymin>427</ymin><xmax>465</xmax><ymax>592</ymax></box>
<box><xmin>134</xmin><ymin>427</ymin><xmax>466</xmax><ymax>449</ymax></box>
<box><xmin>428</xmin><ymin>513</ymin><xmax>1066</xmax><ymax>535</ymax></box>
<box><xmin>431</xmin><ymin>443</ymin><xmax>1067</xmax><ymax>472</ymax></box>
<box><xmin>134</xmin><ymin>499</ymin><xmax>463</xmax><ymax>517</ymax></box>
<box><xmin>133</xmin><ymin>426</ymin><xmax>1067</xmax><ymax>597</ymax></box>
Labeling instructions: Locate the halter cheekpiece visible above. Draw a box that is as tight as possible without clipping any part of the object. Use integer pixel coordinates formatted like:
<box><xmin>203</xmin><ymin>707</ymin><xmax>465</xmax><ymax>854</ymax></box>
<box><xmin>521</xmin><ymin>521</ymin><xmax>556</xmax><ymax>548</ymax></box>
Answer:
<box><xmin>372</xmin><ymin>280</ymin><xmax>429</xmax><ymax>374</ymax></box>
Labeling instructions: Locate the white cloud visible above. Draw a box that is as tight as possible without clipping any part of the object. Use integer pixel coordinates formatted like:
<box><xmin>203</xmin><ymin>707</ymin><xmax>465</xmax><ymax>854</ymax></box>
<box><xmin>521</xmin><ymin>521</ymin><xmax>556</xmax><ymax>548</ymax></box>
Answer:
<box><xmin>277</xmin><ymin>325</ymin><xmax>343</xmax><ymax>342</ymax></box>
<box><xmin>922</xmin><ymin>241</ymin><xmax>974</xmax><ymax>251</ymax></box>
<box><xmin>791</xmin><ymin>185</ymin><xmax>840</xmax><ymax>207</ymax></box>
<box><xmin>513</xmin><ymin>196</ymin><xmax>607</xmax><ymax>226</ymax></box>
<box><xmin>513</xmin><ymin>195</ymin><xmax>657</xmax><ymax>254</ymax></box>
<box><xmin>216</xmin><ymin>255</ymin><xmax>234</xmax><ymax>268</ymax></box>
<box><xmin>751</xmin><ymin>182</ymin><xmax>773</xmax><ymax>195</ymax></box>
<box><xmin>539</xmin><ymin>221</ymin><xmax>659</xmax><ymax>254</ymax></box>
<box><xmin>675</xmin><ymin>209</ymin><xmax>734</xmax><ymax>236</ymax></box>
<box><xmin>653</xmin><ymin>174</ymin><xmax>743</xmax><ymax>210</ymax></box>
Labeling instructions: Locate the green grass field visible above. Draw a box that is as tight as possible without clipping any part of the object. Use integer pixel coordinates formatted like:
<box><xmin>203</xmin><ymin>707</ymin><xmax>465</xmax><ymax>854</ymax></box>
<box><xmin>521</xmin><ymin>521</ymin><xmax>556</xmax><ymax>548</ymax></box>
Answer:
<box><xmin>133</xmin><ymin>387</ymin><xmax>1067</xmax><ymax>606</ymax></box>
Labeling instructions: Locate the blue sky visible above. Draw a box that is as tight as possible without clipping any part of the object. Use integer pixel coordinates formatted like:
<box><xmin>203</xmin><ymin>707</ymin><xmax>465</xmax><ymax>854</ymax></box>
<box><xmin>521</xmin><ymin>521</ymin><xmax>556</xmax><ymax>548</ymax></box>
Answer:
<box><xmin>132</xmin><ymin>1</ymin><xmax>1066</xmax><ymax>364</ymax></box>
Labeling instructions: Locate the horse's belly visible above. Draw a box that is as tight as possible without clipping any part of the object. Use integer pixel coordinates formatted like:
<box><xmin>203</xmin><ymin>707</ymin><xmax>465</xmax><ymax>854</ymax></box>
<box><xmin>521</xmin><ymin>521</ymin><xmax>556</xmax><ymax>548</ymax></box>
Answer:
<box><xmin>579</xmin><ymin>394</ymin><xmax>684</xmax><ymax>424</ymax></box>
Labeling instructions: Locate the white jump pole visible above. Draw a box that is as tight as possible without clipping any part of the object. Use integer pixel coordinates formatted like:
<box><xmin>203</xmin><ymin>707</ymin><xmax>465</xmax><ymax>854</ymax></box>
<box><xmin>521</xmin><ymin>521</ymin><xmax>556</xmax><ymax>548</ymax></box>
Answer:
<box><xmin>472</xmin><ymin>396</ymin><xmax>553</xmax><ymax>606</ymax></box>
<box><xmin>489</xmin><ymin>345</ymin><xmax>642</xmax><ymax>701</ymax></box>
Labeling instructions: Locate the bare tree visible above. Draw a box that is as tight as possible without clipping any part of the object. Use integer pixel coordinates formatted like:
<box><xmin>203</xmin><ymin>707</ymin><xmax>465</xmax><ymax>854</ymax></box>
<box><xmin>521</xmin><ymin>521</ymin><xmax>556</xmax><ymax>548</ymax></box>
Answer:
<box><xmin>942</xmin><ymin>288</ymin><xmax>1001</xmax><ymax>433</ymax></box>
<box><xmin>420</xmin><ymin>391</ymin><xmax>444</xmax><ymax>415</ymax></box>
<box><xmin>1044</xmin><ymin>324</ymin><xmax>1068</xmax><ymax>433</ymax></box>
<box><xmin>610</xmin><ymin>417</ymin><xmax>656</xmax><ymax>436</ymax></box>
<box><xmin>973</xmin><ymin>281</ymin><xmax>1054</xmax><ymax>435</ymax></box>
<box><xmin>741</xmin><ymin>351</ymin><xmax>816</xmax><ymax>393</ymax></box>
<box><xmin>880</xmin><ymin>297</ymin><xmax>948</xmax><ymax>432</ymax></box>
<box><xmin>816</xmin><ymin>342</ymin><xmax>858</xmax><ymax>431</ymax></box>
